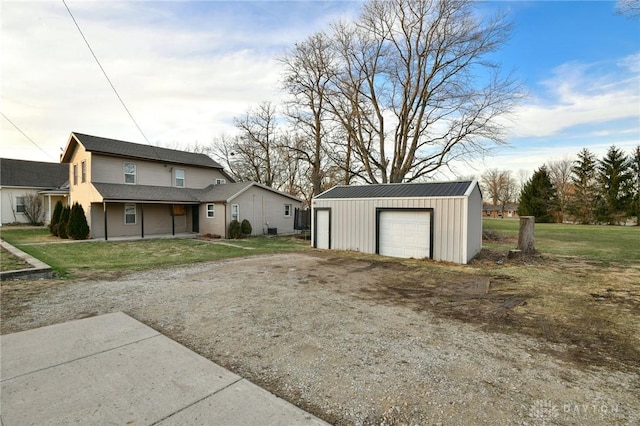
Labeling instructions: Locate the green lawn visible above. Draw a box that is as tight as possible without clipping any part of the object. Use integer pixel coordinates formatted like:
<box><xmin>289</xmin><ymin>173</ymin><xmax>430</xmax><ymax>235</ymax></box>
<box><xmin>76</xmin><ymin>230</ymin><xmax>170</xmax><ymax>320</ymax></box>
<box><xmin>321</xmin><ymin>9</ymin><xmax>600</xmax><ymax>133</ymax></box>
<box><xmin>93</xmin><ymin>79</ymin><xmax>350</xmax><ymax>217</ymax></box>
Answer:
<box><xmin>483</xmin><ymin>218</ymin><xmax>640</xmax><ymax>266</ymax></box>
<box><xmin>0</xmin><ymin>227</ymin><xmax>309</xmax><ymax>277</ymax></box>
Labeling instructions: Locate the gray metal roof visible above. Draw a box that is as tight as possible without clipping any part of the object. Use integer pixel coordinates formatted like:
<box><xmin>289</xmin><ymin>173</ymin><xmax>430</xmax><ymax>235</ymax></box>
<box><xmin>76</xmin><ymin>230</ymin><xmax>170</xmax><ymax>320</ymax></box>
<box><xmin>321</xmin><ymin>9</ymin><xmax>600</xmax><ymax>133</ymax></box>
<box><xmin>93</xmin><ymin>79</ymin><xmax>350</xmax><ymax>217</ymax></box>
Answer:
<box><xmin>0</xmin><ymin>158</ymin><xmax>68</xmax><ymax>188</ymax></box>
<box><xmin>315</xmin><ymin>181</ymin><xmax>475</xmax><ymax>199</ymax></box>
<box><xmin>67</xmin><ymin>133</ymin><xmax>223</xmax><ymax>169</ymax></box>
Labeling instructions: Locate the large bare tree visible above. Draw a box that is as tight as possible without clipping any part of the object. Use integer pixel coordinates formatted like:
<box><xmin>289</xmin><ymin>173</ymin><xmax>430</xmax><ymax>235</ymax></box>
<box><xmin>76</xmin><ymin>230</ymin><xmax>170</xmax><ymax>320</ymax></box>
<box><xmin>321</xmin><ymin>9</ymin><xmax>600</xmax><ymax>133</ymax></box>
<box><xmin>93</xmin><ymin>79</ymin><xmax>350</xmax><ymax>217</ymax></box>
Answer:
<box><xmin>547</xmin><ymin>158</ymin><xmax>574</xmax><ymax>222</ymax></box>
<box><xmin>281</xmin><ymin>33</ymin><xmax>337</xmax><ymax>196</ymax></box>
<box><xmin>322</xmin><ymin>0</ymin><xmax>522</xmax><ymax>183</ymax></box>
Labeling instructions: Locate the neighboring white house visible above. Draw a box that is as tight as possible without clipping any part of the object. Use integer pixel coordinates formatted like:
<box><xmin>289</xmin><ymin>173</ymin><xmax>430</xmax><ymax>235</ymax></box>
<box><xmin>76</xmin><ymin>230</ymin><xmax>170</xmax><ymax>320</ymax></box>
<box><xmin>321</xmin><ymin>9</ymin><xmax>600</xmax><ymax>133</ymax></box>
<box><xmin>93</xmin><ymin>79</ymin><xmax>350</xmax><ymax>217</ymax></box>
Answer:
<box><xmin>0</xmin><ymin>158</ymin><xmax>69</xmax><ymax>226</ymax></box>
<box><xmin>311</xmin><ymin>180</ymin><xmax>483</xmax><ymax>264</ymax></box>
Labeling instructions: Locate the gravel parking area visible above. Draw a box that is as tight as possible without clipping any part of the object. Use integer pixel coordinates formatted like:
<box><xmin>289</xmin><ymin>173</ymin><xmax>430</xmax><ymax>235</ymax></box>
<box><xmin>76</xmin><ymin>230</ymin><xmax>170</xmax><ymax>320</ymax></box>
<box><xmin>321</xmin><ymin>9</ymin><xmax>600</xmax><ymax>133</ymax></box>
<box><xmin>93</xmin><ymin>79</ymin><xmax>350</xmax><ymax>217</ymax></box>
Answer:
<box><xmin>2</xmin><ymin>253</ymin><xmax>638</xmax><ymax>425</ymax></box>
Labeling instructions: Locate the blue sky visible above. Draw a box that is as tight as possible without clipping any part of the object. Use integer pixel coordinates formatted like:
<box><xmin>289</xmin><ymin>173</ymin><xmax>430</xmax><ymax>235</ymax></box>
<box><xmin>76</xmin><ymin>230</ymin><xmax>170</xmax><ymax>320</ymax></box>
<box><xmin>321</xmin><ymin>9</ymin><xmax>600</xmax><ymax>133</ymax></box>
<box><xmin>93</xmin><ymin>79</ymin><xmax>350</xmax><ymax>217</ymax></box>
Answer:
<box><xmin>1</xmin><ymin>0</ymin><xmax>638</xmax><ymax>181</ymax></box>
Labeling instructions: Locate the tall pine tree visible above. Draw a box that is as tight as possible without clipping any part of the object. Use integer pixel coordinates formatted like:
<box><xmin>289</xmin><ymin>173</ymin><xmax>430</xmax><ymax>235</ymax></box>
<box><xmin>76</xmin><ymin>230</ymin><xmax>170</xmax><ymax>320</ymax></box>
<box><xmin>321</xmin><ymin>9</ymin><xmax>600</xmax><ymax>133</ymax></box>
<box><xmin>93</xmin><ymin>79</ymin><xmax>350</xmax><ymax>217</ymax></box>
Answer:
<box><xmin>597</xmin><ymin>146</ymin><xmax>633</xmax><ymax>225</ymax></box>
<box><xmin>517</xmin><ymin>166</ymin><xmax>557</xmax><ymax>223</ymax></box>
<box><xmin>631</xmin><ymin>146</ymin><xmax>640</xmax><ymax>226</ymax></box>
<box><xmin>569</xmin><ymin>148</ymin><xmax>598</xmax><ymax>224</ymax></box>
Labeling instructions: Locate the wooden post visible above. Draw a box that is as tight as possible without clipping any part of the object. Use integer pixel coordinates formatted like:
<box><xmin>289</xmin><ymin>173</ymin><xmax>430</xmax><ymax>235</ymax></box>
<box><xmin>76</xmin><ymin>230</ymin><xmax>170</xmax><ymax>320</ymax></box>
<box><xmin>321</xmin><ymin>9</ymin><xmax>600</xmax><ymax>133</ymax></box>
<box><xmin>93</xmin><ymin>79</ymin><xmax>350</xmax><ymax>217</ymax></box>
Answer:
<box><xmin>517</xmin><ymin>216</ymin><xmax>535</xmax><ymax>254</ymax></box>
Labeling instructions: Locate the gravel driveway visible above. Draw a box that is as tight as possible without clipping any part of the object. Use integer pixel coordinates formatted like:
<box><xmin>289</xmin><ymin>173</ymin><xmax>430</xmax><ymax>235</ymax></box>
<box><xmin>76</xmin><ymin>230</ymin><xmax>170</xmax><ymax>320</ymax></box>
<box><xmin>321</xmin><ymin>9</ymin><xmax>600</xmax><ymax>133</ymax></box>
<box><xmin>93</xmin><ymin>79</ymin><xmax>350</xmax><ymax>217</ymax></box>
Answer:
<box><xmin>2</xmin><ymin>253</ymin><xmax>638</xmax><ymax>425</ymax></box>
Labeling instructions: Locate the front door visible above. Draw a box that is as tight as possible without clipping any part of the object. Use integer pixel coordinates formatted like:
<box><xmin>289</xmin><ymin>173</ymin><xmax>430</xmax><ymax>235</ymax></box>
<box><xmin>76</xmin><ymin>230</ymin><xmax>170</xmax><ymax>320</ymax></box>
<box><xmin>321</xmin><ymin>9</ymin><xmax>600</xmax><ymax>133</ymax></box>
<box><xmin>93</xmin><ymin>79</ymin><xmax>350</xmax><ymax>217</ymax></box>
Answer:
<box><xmin>192</xmin><ymin>206</ymin><xmax>199</xmax><ymax>233</ymax></box>
<box><xmin>314</xmin><ymin>209</ymin><xmax>330</xmax><ymax>249</ymax></box>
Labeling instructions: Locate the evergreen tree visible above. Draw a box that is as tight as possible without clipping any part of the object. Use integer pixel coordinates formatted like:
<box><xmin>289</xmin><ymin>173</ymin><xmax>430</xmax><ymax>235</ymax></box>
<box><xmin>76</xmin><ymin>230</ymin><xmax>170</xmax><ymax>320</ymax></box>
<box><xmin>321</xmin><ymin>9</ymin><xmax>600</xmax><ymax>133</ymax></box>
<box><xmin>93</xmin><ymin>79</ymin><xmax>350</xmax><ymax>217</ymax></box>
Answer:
<box><xmin>630</xmin><ymin>146</ymin><xmax>640</xmax><ymax>226</ymax></box>
<box><xmin>50</xmin><ymin>200</ymin><xmax>64</xmax><ymax>236</ymax></box>
<box><xmin>68</xmin><ymin>202</ymin><xmax>90</xmax><ymax>240</ymax></box>
<box><xmin>597</xmin><ymin>145</ymin><xmax>633</xmax><ymax>225</ymax></box>
<box><xmin>58</xmin><ymin>206</ymin><xmax>71</xmax><ymax>239</ymax></box>
<box><xmin>517</xmin><ymin>166</ymin><xmax>557</xmax><ymax>223</ymax></box>
<box><xmin>569</xmin><ymin>148</ymin><xmax>598</xmax><ymax>224</ymax></box>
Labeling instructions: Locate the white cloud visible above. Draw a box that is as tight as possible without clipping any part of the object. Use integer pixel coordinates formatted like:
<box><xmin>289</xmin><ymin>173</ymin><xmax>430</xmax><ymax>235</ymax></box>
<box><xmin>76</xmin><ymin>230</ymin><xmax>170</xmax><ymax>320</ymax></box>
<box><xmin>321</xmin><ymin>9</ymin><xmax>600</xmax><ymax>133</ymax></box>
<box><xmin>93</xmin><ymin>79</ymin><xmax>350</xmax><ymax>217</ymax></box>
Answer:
<box><xmin>509</xmin><ymin>54</ymin><xmax>640</xmax><ymax>138</ymax></box>
<box><xmin>0</xmin><ymin>1</ymin><xmax>361</xmax><ymax>161</ymax></box>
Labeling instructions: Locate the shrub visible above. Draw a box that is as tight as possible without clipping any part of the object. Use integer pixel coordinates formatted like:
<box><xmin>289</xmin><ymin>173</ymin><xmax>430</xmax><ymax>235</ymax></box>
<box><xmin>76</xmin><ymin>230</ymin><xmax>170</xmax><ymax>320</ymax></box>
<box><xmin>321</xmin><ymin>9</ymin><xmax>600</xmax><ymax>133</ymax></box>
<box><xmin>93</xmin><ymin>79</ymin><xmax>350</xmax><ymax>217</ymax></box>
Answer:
<box><xmin>228</xmin><ymin>220</ymin><xmax>242</xmax><ymax>239</ymax></box>
<box><xmin>68</xmin><ymin>202</ymin><xmax>90</xmax><ymax>240</ymax></box>
<box><xmin>58</xmin><ymin>206</ymin><xmax>71</xmax><ymax>239</ymax></box>
<box><xmin>50</xmin><ymin>200</ymin><xmax>64</xmax><ymax>235</ymax></box>
<box><xmin>240</xmin><ymin>219</ymin><xmax>252</xmax><ymax>236</ymax></box>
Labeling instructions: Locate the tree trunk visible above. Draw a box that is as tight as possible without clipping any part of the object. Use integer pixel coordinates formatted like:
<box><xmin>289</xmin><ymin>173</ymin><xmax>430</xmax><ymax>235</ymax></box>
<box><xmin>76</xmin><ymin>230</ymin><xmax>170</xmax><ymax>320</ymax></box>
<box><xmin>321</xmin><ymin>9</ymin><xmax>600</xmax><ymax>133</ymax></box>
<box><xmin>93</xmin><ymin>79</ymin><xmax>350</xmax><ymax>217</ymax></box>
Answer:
<box><xmin>517</xmin><ymin>216</ymin><xmax>535</xmax><ymax>255</ymax></box>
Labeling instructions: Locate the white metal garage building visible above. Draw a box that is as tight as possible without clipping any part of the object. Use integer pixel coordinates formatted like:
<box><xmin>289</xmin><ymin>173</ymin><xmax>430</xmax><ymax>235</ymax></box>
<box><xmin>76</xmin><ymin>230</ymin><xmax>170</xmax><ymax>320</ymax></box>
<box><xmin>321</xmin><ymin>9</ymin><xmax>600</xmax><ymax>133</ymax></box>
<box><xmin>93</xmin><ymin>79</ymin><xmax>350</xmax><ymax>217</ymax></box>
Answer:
<box><xmin>311</xmin><ymin>180</ymin><xmax>482</xmax><ymax>264</ymax></box>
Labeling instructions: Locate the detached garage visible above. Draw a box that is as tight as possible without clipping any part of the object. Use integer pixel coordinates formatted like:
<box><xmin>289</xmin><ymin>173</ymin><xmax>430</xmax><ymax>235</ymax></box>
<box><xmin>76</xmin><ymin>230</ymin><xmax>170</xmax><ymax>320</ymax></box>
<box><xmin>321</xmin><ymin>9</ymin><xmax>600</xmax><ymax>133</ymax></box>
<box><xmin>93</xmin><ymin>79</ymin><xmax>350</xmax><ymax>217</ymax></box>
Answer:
<box><xmin>311</xmin><ymin>180</ymin><xmax>482</xmax><ymax>264</ymax></box>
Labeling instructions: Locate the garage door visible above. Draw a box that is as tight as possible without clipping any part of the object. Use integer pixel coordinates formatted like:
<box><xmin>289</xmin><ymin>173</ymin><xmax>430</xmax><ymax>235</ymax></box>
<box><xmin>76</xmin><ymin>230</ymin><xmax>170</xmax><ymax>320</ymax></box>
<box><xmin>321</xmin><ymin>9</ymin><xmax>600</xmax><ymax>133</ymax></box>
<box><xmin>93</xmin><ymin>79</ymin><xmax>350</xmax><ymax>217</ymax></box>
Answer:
<box><xmin>378</xmin><ymin>210</ymin><xmax>430</xmax><ymax>259</ymax></box>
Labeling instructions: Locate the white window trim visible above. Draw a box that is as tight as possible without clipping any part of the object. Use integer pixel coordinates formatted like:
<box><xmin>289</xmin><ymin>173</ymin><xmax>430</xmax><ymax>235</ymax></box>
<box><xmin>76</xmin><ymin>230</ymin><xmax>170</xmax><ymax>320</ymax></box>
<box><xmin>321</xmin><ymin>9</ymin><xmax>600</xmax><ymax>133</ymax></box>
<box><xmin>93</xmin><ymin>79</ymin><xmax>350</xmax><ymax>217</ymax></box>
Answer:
<box><xmin>175</xmin><ymin>169</ymin><xmax>185</xmax><ymax>187</ymax></box>
<box><xmin>284</xmin><ymin>204</ymin><xmax>292</xmax><ymax>217</ymax></box>
<box><xmin>16</xmin><ymin>196</ymin><xmax>26</xmax><ymax>214</ymax></box>
<box><xmin>124</xmin><ymin>203</ymin><xmax>137</xmax><ymax>225</ymax></box>
<box><xmin>81</xmin><ymin>160</ymin><xmax>87</xmax><ymax>183</ymax></box>
<box><xmin>124</xmin><ymin>162</ymin><xmax>136</xmax><ymax>184</ymax></box>
<box><xmin>206</xmin><ymin>203</ymin><xmax>215</xmax><ymax>218</ymax></box>
<box><xmin>73</xmin><ymin>164</ymin><xmax>78</xmax><ymax>185</ymax></box>
<box><xmin>231</xmin><ymin>204</ymin><xmax>240</xmax><ymax>221</ymax></box>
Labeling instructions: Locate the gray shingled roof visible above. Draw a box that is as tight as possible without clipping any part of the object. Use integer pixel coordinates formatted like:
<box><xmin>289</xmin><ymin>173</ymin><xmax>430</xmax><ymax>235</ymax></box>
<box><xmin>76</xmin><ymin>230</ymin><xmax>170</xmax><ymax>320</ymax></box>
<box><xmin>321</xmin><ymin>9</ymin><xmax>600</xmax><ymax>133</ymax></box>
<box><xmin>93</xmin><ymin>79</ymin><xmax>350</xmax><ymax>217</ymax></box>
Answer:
<box><xmin>68</xmin><ymin>133</ymin><xmax>223</xmax><ymax>169</ymax></box>
<box><xmin>93</xmin><ymin>183</ymin><xmax>201</xmax><ymax>203</ymax></box>
<box><xmin>198</xmin><ymin>182</ymin><xmax>254</xmax><ymax>202</ymax></box>
<box><xmin>93</xmin><ymin>181</ymin><xmax>302</xmax><ymax>204</ymax></box>
<box><xmin>315</xmin><ymin>181</ymin><xmax>474</xmax><ymax>199</ymax></box>
<box><xmin>1</xmin><ymin>158</ymin><xmax>68</xmax><ymax>188</ymax></box>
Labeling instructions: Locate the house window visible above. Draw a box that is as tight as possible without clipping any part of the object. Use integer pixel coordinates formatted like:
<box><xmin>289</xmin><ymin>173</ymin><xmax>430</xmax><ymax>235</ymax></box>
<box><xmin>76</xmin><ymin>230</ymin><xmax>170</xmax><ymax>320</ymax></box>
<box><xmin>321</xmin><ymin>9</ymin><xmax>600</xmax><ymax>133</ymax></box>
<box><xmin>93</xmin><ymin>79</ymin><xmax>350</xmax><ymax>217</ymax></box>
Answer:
<box><xmin>73</xmin><ymin>164</ymin><xmax>78</xmax><ymax>185</ymax></box>
<box><xmin>216</xmin><ymin>178</ymin><xmax>226</xmax><ymax>185</ymax></box>
<box><xmin>124</xmin><ymin>163</ymin><xmax>136</xmax><ymax>184</ymax></box>
<box><xmin>81</xmin><ymin>161</ymin><xmax>87</xmax><ymax>183</ymax></box>
<box><xmin>16</xmin><ymin>196</ymin><xmax>26</xmax><ymax>213</ymax></box>
<box><xmin>231</xmin><ymin>204</ymin><xmax>239</xmax><ymax>221</ymax></box>
<box><xmin>206</xmin><ymin>204</ymin><xmax>215</xmax><ymax>218</ymax></box>
<box><xmin>175</xmin><ymin>169</ymin><xmax>185</xmax><ymax>187</ymax></box>
<box><xmin>284</xmin><ymin>204</ymin><xmax>292</xmax><ymax>217</ymax></box>
<box><xmin>124</xmin><ymin>203</ymin><xmax>136</xmax><ymax>224</ymax></box>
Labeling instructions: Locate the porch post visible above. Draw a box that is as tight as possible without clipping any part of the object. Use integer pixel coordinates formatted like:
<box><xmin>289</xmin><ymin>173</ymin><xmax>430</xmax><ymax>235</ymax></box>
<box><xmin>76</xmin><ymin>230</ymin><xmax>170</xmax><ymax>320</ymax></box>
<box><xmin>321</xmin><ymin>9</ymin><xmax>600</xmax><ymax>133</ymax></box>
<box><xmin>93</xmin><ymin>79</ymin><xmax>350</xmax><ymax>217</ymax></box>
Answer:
<box><xmin>47</xmin><ymin>195</ymin><xmax>52</xmax><ymax>225</ymax></box>
<box><xmin>171</xmin><ymin>204</ymin><xmax>175</xmax><ymax>235</ymax></box>
<box><xmin>103</xmin><ymin>202</ymin><xmax>108</xmax><ymax>241</ymax></box>
<box><xmin>141</xmin><ymin>203</ymin><xmax>145</xmax><ymax>238</ymax></box>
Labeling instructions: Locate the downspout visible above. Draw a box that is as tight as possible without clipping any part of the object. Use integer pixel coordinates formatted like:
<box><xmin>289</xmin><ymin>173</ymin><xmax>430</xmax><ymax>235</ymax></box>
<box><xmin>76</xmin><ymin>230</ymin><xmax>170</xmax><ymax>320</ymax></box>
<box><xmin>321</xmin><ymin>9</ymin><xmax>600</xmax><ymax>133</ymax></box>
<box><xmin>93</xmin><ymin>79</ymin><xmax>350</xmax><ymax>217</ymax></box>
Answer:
<box><xmin>141</xmin><ymin>203</ymin><xmax>145</xmax><ymax>239</ymax></box>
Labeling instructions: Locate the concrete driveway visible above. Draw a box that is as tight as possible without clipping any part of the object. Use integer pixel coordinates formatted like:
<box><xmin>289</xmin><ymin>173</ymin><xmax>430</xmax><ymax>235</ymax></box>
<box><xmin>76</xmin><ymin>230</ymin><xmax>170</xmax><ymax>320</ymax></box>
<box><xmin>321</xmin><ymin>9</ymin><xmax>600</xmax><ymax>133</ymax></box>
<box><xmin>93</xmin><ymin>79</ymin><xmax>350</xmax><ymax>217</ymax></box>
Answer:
<box><xmin>0</xmin><ymin>312</ymin><xmax>328</xmax><ymax>425</ymax></box>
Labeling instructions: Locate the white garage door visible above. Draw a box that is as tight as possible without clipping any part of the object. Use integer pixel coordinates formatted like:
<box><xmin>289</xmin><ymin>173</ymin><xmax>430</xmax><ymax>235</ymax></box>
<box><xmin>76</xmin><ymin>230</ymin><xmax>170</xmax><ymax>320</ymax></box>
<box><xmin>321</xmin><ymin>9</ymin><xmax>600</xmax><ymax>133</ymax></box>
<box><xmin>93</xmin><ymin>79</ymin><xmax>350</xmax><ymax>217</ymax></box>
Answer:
<box><xmin>379</xmin><ymin>210</ymin><xmax>430</xmax><ymax>259</ymax></box>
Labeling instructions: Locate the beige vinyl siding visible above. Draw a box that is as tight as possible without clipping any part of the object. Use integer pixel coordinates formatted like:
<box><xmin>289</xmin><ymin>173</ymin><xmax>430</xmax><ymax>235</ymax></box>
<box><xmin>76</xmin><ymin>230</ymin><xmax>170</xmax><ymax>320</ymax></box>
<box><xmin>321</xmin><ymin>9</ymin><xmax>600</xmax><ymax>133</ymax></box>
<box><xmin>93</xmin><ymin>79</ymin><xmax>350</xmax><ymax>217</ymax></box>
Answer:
<box><xmin>312</xmin><ymin>192</ymin><xmax>478</xmax><ymax>264</ymax></box>
<box><xmin>90</xmin><ymin>203</ymin><xmax>192</xmax><ymax>239</ymax></box>
<box><xmin>91</xmin><ymin>154</ymin><xmax>227</xmax><ymax>188</ymax></box>
<box><xmin>227</xmin><ymin>187</ymin><xmax>301</xmax><ymax>235</ymax></box>
<box><xmin>198</xmin><ymin>202</ymin><xmax>226</xmax><ymax>237</ymax></box>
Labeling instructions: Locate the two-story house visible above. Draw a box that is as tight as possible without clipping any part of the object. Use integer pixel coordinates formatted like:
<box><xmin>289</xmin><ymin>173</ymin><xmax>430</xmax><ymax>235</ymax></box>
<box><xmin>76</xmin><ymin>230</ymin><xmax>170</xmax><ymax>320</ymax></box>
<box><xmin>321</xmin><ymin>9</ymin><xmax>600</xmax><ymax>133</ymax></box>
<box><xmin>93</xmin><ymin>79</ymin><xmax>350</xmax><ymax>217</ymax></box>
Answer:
<box><xmin>61</xmin><ymin>132</ymin><xmax>302</xmax><ymax>239</ymax></box>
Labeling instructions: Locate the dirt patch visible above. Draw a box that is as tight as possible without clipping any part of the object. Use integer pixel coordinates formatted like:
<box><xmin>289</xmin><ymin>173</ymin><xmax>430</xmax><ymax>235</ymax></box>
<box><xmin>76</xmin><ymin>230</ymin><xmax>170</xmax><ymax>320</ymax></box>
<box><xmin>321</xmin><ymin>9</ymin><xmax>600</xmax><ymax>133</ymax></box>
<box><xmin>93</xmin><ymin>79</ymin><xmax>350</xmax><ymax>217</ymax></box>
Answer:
<box><xmin>1</xmin><ymin>252</ymin><xmax>638</xmax><ymax>425</ymax></box>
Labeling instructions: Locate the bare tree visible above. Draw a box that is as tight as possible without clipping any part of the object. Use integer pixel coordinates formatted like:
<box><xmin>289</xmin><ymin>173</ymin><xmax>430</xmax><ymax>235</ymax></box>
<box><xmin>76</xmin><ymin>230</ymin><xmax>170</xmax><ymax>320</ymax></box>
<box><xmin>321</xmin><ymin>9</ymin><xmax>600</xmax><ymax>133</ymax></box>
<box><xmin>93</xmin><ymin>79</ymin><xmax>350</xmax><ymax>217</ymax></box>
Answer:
<box><xmin>547</xmin><ymin>158</ymin><xmax>574</xmax><ymax>222</ymax></box>
<box><xmin>22</xmin><ymin>193</ymin><xmax>44</xmax><ymax>225</ymax></box>
<box><xmin>481</xmin><ymin>169</ymin><xmax>504</xmax><ymax>205</ymax></box>
<box><xmin>481</xmin><ymin>169</ymin><xmax>517</xmax><ymax>213</ymax></box>
<box><xmin>231</xmin><ymin>101</ymin><xmax>283</xmax><ymax>188</ymax></box>
<box><xmin>323</xmin><ymin>0</ymin><xmax>522</xmax><ymax>183</ymax></box>
<box><xmin>616</xmin><ymin>0</ymin><xmax>640</xmax><ymax>18</ymax></box>
<box><xmin>281</xmin><ymin>33</ymin><xmax>338</xmax><ymax>197</ymax></box>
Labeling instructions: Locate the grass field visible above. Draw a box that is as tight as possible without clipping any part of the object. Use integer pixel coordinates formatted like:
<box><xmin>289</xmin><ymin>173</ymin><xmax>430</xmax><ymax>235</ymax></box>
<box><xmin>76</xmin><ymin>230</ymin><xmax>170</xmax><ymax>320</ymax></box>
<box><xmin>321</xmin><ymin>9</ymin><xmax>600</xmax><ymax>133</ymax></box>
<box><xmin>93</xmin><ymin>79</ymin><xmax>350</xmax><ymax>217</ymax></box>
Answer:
<box><xmin>0</xmin><ymin>227</ymin><xmax>309</xmax><ymax>277</ymax></box>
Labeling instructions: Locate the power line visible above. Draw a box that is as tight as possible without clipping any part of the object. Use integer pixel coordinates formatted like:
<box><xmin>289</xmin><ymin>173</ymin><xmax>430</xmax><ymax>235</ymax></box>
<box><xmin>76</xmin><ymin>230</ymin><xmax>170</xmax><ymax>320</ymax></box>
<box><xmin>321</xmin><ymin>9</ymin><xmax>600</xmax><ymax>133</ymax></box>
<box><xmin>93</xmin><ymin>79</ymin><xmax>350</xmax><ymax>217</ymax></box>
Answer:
<box><xmin>61</xmin><ymin>0</ymin><xmax>151</xmax><ymax>145</ymax></box>
<box><xmin>1</xmin><ymin>112</ymin><xmax>56</xmax><ymax>161</ymax></box>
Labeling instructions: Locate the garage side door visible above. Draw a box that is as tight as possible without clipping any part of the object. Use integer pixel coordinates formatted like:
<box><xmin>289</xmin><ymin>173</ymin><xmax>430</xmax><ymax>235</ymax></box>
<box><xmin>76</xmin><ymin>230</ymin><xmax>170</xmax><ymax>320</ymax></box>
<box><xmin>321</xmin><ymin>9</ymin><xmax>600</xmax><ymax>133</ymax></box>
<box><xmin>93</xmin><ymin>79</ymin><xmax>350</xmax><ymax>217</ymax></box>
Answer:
<box><xmin>378</xmin><ymin>210</ymin><xmax>431</xmax><ymax>259</ymax></box>
<box><xmin>315</xmin><ymin>209</ymin><xmax>330</xmax><ymax>249</ymax></box>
